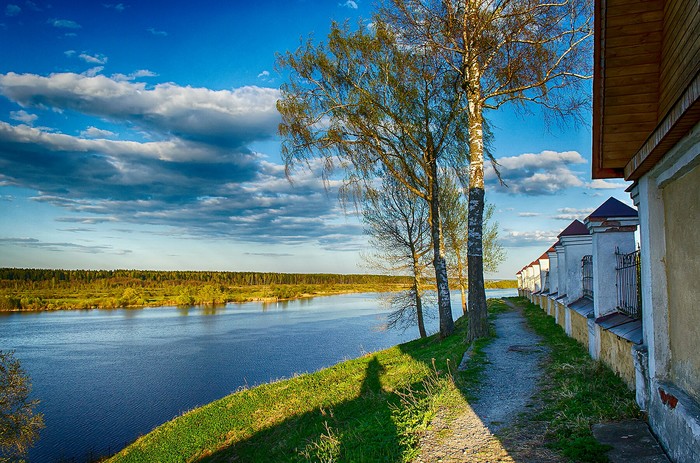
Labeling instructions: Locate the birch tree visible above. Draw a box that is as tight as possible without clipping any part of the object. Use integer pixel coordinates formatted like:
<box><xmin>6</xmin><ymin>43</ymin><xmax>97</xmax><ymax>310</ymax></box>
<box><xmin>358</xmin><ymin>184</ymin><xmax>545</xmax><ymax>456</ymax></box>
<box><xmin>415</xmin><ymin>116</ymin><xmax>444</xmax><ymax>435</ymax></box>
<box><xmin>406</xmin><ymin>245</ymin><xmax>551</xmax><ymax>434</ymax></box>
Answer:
<box><xmin>383</xmin><ymin>0</ymin><xmax>592</xmax><ymax>340</ymax></box>
<box><xmin>277</xmin><ymin>20</ymin><xmax>470</xmax><ymax>337</ymax></box>
<box><xmin>363</xmin><ymin>175</ymin><xmax>432</xmax><ymax>338</ymax></box>
<box><xmin>441</xmin><ymin>174</ymin><xmax>505</xmax><ymax>315</ymax></box>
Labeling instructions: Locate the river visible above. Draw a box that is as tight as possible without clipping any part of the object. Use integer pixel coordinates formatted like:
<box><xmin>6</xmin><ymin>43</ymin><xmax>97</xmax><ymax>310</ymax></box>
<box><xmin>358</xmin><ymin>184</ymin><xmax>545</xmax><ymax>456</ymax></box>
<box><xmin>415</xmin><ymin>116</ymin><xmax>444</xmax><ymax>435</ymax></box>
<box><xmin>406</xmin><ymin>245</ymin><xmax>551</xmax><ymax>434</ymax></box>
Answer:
<box><xmin>0</xmin><ymin>288</ymin><xmax>516</xmax><ymax>462</ymax></box>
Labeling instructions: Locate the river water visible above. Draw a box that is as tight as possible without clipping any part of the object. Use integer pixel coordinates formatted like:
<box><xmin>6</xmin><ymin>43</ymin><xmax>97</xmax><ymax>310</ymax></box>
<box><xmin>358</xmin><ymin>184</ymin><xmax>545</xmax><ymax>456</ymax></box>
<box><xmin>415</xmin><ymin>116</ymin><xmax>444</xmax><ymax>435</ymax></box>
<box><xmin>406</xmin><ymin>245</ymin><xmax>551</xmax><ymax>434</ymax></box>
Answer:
<box><xmin>0</xmin><ymin>288</ymin><xmax>516</xmax><ymax>462</ymax></box>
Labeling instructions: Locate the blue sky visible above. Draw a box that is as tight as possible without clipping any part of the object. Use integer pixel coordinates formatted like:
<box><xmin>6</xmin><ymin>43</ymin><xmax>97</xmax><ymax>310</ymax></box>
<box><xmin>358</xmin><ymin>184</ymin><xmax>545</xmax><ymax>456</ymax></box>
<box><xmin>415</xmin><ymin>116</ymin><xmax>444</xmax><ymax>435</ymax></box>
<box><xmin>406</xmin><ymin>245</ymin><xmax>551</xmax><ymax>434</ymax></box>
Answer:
<box><xmin>0</xmin><ymin>0</ymin><xmax>632</xmax><ymax>278</ymax></box>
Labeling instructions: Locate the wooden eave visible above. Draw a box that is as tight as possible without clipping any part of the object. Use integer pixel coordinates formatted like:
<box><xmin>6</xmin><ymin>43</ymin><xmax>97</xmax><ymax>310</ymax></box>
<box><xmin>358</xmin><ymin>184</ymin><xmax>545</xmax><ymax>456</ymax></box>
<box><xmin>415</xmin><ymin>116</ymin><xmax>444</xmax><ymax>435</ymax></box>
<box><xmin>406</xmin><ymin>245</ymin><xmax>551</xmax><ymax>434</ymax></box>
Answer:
<box><xmin>624</xmin><ymin>71</ymin><xmax>700</xmax><ymax>180</ymax></box>
<box><xmin>593</xmin><ymin>0</ymin><xmax>665</xmax><ymax>179</ymax></box>
<box><xmin>594</xmin><ymin>0</ymin><xmax>700</xmax><ymax>181</ymax></box>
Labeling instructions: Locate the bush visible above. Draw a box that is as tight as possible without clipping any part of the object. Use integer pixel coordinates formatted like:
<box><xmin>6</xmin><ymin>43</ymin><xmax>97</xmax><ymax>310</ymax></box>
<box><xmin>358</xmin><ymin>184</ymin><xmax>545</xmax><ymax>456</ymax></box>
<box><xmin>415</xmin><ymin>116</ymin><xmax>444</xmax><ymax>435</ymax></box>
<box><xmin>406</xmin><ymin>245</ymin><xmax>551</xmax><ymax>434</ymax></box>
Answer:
<box><xmin>0</xmin><ymin>351</ymin><xmax>44</xmax><ymax>462</ymax></box>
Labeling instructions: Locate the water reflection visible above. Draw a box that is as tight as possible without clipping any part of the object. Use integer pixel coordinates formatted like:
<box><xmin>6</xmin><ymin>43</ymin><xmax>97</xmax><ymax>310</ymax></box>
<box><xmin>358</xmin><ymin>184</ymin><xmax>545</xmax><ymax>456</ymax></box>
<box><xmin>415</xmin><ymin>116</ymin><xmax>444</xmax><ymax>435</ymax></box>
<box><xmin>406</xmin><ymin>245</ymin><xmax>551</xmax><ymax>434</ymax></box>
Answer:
<box><xmin>201</xmin><ymin>303</ymin><xmax>226</xmax><ymax>316</ymax></box>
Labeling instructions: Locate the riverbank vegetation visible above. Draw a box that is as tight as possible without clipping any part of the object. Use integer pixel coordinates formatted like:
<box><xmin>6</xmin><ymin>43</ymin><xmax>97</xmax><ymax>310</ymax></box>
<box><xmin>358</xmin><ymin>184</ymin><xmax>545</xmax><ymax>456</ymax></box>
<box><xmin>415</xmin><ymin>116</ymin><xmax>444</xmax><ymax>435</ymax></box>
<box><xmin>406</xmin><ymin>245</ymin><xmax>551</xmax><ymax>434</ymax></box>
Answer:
<box><xmin>0</xmin><ymin>268</ymin><xmax>515</xmax><ymax>312</ymax></box>
<box><xmin>0</xmin><ymin>269</ymin><xmax>409</xmax><ymax>311</ymax></box>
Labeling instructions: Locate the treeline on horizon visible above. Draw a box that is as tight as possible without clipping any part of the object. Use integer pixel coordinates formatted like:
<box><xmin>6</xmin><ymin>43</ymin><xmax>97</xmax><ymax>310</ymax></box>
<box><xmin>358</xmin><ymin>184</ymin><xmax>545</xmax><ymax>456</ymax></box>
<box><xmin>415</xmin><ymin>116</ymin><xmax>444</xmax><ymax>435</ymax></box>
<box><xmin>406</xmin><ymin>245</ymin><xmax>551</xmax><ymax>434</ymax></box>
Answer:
<box><xmin>0</xmin><ymin>268</ymin><xmax>409</xmax><ymax>286</ymax></box>
<box><xmin>0</xmin><ymin>268</ymin><xmax>516</xmax><ymax>312</ymax></box>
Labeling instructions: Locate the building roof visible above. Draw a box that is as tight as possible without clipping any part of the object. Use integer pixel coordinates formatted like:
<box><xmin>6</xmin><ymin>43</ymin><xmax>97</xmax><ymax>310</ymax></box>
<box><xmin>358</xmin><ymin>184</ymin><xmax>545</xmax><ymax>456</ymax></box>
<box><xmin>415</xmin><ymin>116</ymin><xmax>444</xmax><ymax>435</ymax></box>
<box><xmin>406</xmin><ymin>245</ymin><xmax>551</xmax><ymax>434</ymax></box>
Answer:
<box><xmin>587</xmin><ymin>197</ymin><xmax>638</xmax><ymax>219</ymax></box>
<box><xmin>538</xmin><ymin>252</ymin><xmax>549</xmax><ymax>261</ymax></box>
<box><xmin>557</xmin><ymin>219</ymin><xmax>590</xmax><ymax>237</ymax></box>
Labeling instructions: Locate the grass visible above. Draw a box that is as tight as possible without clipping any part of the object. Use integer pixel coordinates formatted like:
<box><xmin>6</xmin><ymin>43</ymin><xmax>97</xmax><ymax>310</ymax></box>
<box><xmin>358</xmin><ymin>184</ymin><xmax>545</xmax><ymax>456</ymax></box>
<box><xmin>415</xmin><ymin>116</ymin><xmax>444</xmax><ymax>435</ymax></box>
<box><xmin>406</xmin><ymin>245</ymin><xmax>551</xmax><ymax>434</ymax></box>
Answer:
<box><xmin>508</xmin><ymin>297</ymin><xmax>641</xmax><ymax>463</ymax></box>
<box><xmin>106</xmin><ymin>313</ymin><xmax>483</xmax><ymax>463</ymax></box>
<box><xmin>106</xmin><ymin>297</ymin><xmax>639</xmax><ymax>463</ymax></box>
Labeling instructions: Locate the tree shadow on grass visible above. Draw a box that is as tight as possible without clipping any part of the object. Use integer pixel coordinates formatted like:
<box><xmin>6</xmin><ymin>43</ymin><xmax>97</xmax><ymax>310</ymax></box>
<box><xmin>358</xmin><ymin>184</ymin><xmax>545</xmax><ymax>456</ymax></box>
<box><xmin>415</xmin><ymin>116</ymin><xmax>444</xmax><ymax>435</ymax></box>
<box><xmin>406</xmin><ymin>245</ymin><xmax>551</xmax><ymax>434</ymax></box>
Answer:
<box><xmin>196</xmin><ymin>302</ymin><xmax>556</xmax><ymax>463</ymax></box>
<box><xmin>200</xmin><ymin>356</ymin><xmax>404</xmax><ymax>463</ymax></box>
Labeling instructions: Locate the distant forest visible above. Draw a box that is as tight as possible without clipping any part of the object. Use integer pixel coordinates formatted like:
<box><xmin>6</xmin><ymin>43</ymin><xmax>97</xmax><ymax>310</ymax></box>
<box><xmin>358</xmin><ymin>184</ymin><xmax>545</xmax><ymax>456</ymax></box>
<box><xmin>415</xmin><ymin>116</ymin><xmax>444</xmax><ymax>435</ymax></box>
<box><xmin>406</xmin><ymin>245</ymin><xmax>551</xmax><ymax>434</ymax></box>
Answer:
<box><xmin>0</xmin><ymin>268</ymin><xmax>515</xmax><ymax>312</ymax></box>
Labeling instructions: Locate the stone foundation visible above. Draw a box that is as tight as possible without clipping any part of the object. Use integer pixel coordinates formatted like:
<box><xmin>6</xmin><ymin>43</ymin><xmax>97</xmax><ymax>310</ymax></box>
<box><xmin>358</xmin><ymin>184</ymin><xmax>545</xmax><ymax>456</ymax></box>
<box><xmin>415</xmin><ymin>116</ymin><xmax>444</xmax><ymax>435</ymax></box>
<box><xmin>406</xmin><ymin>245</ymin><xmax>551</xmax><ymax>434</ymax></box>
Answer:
<box><xmin>599</xmin><ymin>328</ymin><xmax>636</xmax><ymax>389</ymax></box>
<box><xmin>570</xmin><ymin>310</ymin><xmax>589</xmax><ymax>346</ymax></box>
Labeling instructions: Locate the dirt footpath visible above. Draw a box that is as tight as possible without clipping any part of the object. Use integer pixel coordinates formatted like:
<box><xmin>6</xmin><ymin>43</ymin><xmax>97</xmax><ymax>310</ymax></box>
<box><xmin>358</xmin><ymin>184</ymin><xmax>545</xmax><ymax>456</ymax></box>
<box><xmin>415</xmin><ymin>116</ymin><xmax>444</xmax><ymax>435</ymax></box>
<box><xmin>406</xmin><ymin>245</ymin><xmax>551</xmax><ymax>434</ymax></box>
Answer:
<box><xmin>413</xmin><ymin>302</ymin><xmax>564</xmax><ymax>463</ymax></box>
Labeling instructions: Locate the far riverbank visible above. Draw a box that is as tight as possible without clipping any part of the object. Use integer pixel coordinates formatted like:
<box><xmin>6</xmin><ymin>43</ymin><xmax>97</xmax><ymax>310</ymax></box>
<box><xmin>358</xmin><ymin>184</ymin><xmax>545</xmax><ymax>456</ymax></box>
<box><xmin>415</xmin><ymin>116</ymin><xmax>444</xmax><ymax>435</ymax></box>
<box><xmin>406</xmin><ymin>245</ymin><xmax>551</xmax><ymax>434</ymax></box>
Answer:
<box><xmin>0</xmin><ymin>268</ymin><xmax>516</xmax><ymax>312</ymax></box>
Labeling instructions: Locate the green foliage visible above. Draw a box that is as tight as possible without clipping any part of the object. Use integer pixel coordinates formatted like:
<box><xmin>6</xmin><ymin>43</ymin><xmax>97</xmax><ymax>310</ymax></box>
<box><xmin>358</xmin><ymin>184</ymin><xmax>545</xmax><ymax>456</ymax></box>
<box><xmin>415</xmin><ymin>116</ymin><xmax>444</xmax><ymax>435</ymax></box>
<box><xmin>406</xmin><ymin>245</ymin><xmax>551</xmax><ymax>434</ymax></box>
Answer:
<box><xmin>484</xmin><ymin>279</ymin><xmax>517</xmax><ymax>289</ymax></box>
<box><xmin>511</xmin><ymin>297</ymin><xmax>641</xmax><ymax>462</ymax></box>
<box><xmin>277</xmin><ymin>14</ymin><xmax>471</xmax><ymax>338</ymax></box>
<box><xmin>0</xmin><ymin>351</ymin><xmax>44</xmax><ymax>463</ymax></box>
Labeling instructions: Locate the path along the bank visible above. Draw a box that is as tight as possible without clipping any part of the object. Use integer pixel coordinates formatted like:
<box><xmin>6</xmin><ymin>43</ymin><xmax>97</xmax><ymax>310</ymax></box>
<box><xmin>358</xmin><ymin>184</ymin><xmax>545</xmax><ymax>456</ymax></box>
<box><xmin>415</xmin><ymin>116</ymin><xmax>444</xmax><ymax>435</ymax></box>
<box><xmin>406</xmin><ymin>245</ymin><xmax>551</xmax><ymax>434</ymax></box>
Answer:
<box><xmin>413</xmin><ymin>300</ymin><xmax>564</xmax><ymax>463</ymax></box>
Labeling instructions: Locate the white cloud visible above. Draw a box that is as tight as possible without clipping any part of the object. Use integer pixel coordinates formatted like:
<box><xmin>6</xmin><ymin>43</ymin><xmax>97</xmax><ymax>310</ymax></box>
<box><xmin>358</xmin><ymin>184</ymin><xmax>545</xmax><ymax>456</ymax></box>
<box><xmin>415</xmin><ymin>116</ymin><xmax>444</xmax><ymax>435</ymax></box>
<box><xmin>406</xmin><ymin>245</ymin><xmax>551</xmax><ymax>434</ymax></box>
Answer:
<box><xmin>500</xmin><ymin>229</ymin><xmax>560</xmax><ymax>247</ymax></box>
<box><xmin>10</xmin><ymin>110</ymin><xmax>37</xmax><ymax>125</ymax></box>
<box><xmin>257</xmin><ymin>70</ymin><xmax>270</xmax><ymax>78</ymax></box>
<box><xmin>5</xmin><ymin>4</ymin><xmax>20</xmax><ymax>16</ymax></box>
<box><xmin>339</xmin><ymin>1</ymin><xmax>358</xmax><ymax>8</ymax></box>
<box><xmin>487</xmin><ymin>150</ymin><xmax>586</xmax><ymax>195</ymax></box>
<box><xmin>517</xmin><ymin>212</ymin><xmax>540</xmax><ymax>217</ymax></box>
<box><xmin>551</xmin><ymin>207</ymin><xmax>595</xmax><ymax>221</ymax></box>
<box><xmin>103</xmin><ymin>3</ymin><xmax>125</xmax><ymax>12</ymax></box>
<box><xmin>111</xmin><ymin>70</ymin><xmax>157</xmax><ymax>81</ymax></box>
<box><xmin>79</xmin><ymin>53</ymin><xmax>108</xmax><ymax>64</ymax></box>
<box><xmin>147</xmin><ymin>27</ymin><xmax>167</xmax><ymax>36</ymax></box>
<box><xmin>0</xmin><ymin>72</ymin><xmax>281</xmax><ymax>148</ymax></box>
<box><xmin>49</xmin><ymin>18</ymin><xmax>81</xmax><ymax>29</ymax></box>
<box><xmin>64</xmin><ymin>50</ymin><xmax>76</xmax><ymax>57</ymax></box>
<box><xmin>0</xmin><ymin>122</ymin><xmax>232</xmax><ymax>163</ymax></box>
<box><xmin>0</xmin><ymin>73</ymin><xmax>360</xmax><ymax>248</ymax></box>
<box><xmin>83</xmin><ymin>67</ymin><xmax>104</xmax><ymax>77</ymax></box>
<box><xmin>0</xmin><ymin>237</ymin><xmax>128</xmax><ymax>254</ymax></box>
<box><xmin>80</xmin><ymin>126</ymin><xmax>116</xmax><ymax>139</ymax></box>
<box><xmin>586</xmin><ymin>179</ymin><xmax>628</xmax><ymax>189</ymax></box>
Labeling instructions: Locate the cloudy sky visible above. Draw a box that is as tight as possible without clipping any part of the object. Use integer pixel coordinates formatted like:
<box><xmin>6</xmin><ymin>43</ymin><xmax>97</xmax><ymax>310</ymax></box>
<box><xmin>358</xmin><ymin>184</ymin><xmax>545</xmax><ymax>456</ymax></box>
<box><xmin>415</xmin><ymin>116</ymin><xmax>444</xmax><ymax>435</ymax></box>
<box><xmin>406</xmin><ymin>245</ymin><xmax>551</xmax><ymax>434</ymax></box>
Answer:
<box><xmin>0</xmin><ymin>0</ymin><xmax>631</xmax><ymax>278</ymax></box>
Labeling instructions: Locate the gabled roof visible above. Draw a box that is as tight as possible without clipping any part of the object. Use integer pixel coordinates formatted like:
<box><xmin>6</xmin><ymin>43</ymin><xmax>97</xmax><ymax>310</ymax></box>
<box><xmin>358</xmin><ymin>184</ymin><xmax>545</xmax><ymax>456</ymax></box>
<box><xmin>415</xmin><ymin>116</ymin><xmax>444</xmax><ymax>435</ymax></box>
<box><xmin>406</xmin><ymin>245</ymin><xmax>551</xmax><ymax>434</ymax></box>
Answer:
<box><xmin>587</xmin><ymin>197</ymin><xmax>638</xmax><ymax>219</ymax></box>
<box><xmin>538</xmin><ymin>252</ymin><xmax>549</xmax><ymax>261</ymax></box>
<box><xmin>557</xmin><ymin>219</ymin><xmax>590</xmax><ymax>237</ymax></box>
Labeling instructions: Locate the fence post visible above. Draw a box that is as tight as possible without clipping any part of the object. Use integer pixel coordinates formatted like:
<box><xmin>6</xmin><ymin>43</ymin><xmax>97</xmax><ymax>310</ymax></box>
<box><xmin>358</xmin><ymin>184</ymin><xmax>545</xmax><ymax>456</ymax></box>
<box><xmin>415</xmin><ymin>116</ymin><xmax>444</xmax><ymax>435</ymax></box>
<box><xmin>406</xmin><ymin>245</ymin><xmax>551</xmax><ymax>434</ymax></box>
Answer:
<box><xmin>546</xmin><ymin>245</ymin><xmax>559</xmax><ymax>315</ymax></box>
<box><xmin>557</xmin><ymin>220</ymin><xmax>592</xmax><ymax>305</ymax></box>
<box><xmin>584</xmin><ymin>198</ymin><xmax>639</xmax><ymax>318</ymax></box>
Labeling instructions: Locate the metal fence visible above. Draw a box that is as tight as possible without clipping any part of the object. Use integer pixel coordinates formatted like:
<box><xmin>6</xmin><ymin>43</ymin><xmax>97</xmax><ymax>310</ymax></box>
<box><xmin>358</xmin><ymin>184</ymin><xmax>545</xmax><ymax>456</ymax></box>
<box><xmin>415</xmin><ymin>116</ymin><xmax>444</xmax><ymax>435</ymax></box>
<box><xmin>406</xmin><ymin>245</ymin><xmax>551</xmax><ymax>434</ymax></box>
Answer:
<box><xmin>616</xmin><ymin>248</ymin><xmax>641</xmax><ymax>319</ymax></box>
<box><xmin>582</xmin><ymin>255</ymin><xmax>593</xmax><ymax>299</ymax></box>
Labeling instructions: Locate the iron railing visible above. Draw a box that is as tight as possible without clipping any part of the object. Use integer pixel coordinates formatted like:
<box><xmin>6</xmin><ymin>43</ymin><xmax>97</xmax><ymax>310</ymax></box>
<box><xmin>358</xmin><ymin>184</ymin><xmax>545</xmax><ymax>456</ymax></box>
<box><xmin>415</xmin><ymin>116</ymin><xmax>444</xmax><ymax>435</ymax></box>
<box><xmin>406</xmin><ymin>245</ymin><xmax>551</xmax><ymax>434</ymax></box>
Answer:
<box><xmin>582</xmin><ymin>255</ymin><xmax>593</xmax><ymax>299</ymax></box>
<box><xmin>616</xmin><ymin>248</ymin><xmax>641</xmax><ymax>319</ymax></box>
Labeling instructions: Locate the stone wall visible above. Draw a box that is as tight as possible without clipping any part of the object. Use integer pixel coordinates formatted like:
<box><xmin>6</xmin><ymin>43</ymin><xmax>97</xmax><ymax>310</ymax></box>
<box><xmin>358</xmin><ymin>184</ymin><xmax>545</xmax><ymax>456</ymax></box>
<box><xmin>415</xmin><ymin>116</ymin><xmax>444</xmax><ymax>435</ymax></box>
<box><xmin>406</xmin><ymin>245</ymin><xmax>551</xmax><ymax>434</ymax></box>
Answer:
<box><xmin>599</xmin><ymin>328</ymin><xmax>636</xmax><ymax>389</ymax></box>
<box><xmin>663</xmin><ymin>163</ymin><xmax>700</xmax><ymax>404</ymax></box>
<box><xmin>570</xmin><ymin>311</ymin><xmax>588</xmax><ymax>347</ymax></box>
<box><xmin>557</xmin><ymin>303</ymin><xmax>566</xmax><ymax>330</ymax></box>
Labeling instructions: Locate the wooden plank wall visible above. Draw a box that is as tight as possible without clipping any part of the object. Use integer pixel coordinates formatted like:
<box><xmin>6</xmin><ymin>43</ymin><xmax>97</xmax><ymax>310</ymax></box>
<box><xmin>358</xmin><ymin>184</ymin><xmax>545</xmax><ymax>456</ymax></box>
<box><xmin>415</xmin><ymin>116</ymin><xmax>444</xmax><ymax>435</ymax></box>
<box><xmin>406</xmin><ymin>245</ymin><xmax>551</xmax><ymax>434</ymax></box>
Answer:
<box><xmin>659</xmin><ymin>0</ymin><xmax>700</xmax><ymax>121</ymax></box>
<box><xmin>601</xmin><ymin>0</ymin><xmax>664</xmax><ymax>170</ymax></box>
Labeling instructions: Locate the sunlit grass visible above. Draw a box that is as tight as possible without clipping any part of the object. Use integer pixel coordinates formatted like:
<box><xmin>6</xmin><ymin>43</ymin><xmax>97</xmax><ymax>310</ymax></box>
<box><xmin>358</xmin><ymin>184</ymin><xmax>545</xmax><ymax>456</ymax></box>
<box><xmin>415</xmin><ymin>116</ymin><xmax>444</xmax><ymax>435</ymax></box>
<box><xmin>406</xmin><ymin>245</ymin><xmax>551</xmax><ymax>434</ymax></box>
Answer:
<box><xmin>107</xmin><ymin>314</ymin><xmax>475</xmax><ymax>463</ymax></box>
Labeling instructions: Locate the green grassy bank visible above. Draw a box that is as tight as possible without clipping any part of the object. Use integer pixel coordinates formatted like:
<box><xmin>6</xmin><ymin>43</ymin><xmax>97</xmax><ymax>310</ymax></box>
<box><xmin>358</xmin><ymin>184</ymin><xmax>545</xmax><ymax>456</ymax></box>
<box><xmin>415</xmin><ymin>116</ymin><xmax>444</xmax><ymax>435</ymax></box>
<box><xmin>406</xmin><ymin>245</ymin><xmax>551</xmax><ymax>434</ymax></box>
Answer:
<box><xmin>106</xmin><ymin>311</ymin><xmax>483</xmax><ymax>463</ymax></box>
<box><xmin>104</xmin><ymin>298</ymin><xmax>641</xmax><ymax>462</ymax></box>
